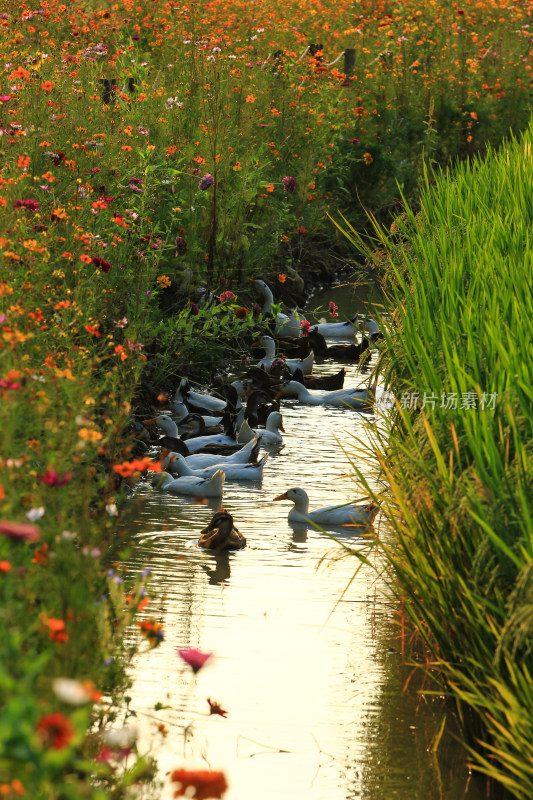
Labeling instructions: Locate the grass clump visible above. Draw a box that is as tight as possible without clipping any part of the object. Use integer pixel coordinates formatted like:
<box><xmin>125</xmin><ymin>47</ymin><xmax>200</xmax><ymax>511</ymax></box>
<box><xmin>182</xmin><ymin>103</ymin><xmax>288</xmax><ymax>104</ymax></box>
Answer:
<box><xmin>342</xmin><ymin>123</ymin><xmax>533</xmax><ymax>797</ymax></box>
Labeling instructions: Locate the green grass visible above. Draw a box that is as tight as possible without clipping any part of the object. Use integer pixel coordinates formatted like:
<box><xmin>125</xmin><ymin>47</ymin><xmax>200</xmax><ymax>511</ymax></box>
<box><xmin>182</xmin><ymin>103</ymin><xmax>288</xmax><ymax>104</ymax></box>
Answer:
<box><xmin>340</xmin><ymin>123</ymin><xmax>533</xmax><ymax>798</ymax></box>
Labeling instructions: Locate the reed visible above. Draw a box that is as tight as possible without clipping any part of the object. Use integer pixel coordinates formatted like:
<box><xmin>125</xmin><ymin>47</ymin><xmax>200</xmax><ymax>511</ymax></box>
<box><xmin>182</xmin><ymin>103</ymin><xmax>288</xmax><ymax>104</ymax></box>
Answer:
<box><xmin>340</xmin><ymin>123</ymin><xmax>533</xmax><ymax>798</ymax></box>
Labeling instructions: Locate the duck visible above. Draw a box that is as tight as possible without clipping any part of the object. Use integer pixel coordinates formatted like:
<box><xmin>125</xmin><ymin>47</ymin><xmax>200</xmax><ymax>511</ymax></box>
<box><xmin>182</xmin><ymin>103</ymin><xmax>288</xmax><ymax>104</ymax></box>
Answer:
<box><xmin>152</xmin><ymin>469</ymin><xmax>225</xmax><ymax>497</ymax></box>
<box><xmin>198</xmin><ymin>509</ymin><xmax>246</xmax><ymax>551</ymax></box>
<box><xmin>168</xmin><ymin>398</ymin><xmax>223</xmax><ymax>429</ymax></box>
<box><xmin>175</xmin><ymin>378</ymin><xmax>246</xmax><ymax>414</ymax></box>
<box><xmin>307</xmin><ymin>330</ymin><xmax>371</xmax><ymax>362</ymax></box>
<box><xmin>162</xmin><ymin>437</ymin><xmax>260</xmax><ymax>472</ymax></box>
<box><xmin>278</xmin><ymin>380</ymin><xmax>377</xmax><ymax>410</ymax></box>
<box><xmin>244</xmin><ymin>389</ymin><xmax>280</xmax><ymax>427</ymax></box>
<box><xmin>237</xmin><ymin>411</ymin><xmax>285</xmax><ymax>446</ymax></box>
<box><xmin>252</xmin><ymin>279</ymin><xmax>307</xmax><ymax>338</ymax></box>
<box><xmin>154</xmin><ymin>414</ymin><xmax>241</xmax><ymax>453</ymax></box>
<box><xmin>254</xmin><ymin>335</ymin><xmax>314</xmax><ymax>375</ymax></box>
<box><xmin>172</xmin><ymin>451</ymin><xmax>268</xmax><ymax>481</ymax></box>
<box><xmin>313</xmin><ymin>314</ymin><xmax>360</xmax><ymax>338</ymax></box>
<box><xmin>273</xmin><ymin>487</ymin><xmax>380</xmax><ymax>527</ymax></box>
<box><xmin>291</xmin><ymin>366</ymin><xmax>346</xmax><ymax>392</ymax></box>
<box><xmin>356</xmin><ymin>315</ymin><xmax>383</xmax><ymax>341</ymax></box>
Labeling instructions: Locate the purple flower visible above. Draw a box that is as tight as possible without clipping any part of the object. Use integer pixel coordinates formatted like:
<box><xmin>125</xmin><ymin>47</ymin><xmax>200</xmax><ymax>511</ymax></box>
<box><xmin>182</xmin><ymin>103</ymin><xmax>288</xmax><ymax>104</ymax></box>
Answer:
<box><xmin>282</xmin><ymin>176</ymin><xmax>296</xmax><ymax>193</ymax></box>
<box><xmin>189</xmin><ymin>301</ymin><xmax>199</xmax><ymax>316</ymax></box>
<box><xmin>198</xmin><ymin>173</ymin><xmax>214</xmax><ymax>191</ymax></box>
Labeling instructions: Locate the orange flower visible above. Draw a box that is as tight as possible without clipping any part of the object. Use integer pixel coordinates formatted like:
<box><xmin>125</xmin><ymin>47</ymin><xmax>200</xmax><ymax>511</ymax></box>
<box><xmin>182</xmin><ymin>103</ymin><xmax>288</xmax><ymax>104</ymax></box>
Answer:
<box><xmin>121</xmin><ymin>145</ymin><xmax>132</xmax><ymax>152</ymax></box>
<box><xmin>0</xmin><ymin>561</ymin><xmax>12</xmax><ymax>572</ymax></box>
<box><xmin>245</xmin><ymin>94</ymin><xmax>255</xmax><ymax>103</ymax></box>
<box><xmin>363</xmin><ymin>152</ymin><xmax>373</xmax><ymax>165</ymax></box>
<box><xmin>265</xmin><ymin>183</ymin><xmax>274</xmax><ymax>192</ymax></box>
<box><xmin>84</xmin><ymin>324</ymin><xmax>100</xmax><ymax>337</ymax></box>
<box><xmin>278</xmin><ymin>273</ymin><xmax>286</xmax><ymax>283</ymax></box>
<box><xmin>41</xmin><ymin>82</ymin><xmax>55</xmax><ymax>92</ymax></box>
<box><xmin>80</xmin><ymin>254</ymin><xmax>92</xmax><ymax>263</ymax></box>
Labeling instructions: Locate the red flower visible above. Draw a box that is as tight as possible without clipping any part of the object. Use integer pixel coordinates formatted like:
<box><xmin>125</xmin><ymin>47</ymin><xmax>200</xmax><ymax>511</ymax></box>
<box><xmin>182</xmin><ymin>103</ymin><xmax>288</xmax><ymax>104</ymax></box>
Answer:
<box><xmin>207</xmin><ymin>698</ymin><xmax>228</xmax><ymax>718</ymax></box>
<box><xmin>92</xmin><ymin>257</ymin><xmax>111</xmax><ymax>274</ymax></box>
<box><xmin>85</xmin><ymin>325</ymin><xmax>100</xmax><ymax>337</ymax></box>
<box><xmin>300</xmin><ymin>320</ymin><xmax>311</xmax><ymax>337</ymax></box>
<box><xmin>36</xmin><ymin>712</ymin><xmax>74</xmax><ymax>749</ymax></box>
<box><xmin>13</xmin><ymin>199</ymin><xmax>39</xmax><ymax>212</ymax></box>
<box><xmin>233</xmin><ymin>306</ymin><xmax>248</xmax><ymax>320</ymax></box>
<box><xmin>177</xmin><ymin>648</ymin><xmax>212</xmax><ymax>673</ymax></box>
<box><xmin>40</xmin><ymin>470</ymin><xmax>72</xmax><ymax>487</ymax></box>
<box><xmin>0</xmin><ymin>520</ymin><xmax>41</xmax><ymax>542</ymax></box>
<box><xmin>170</xmin><ymin>769</ymin><xmax>228</xmax><ymax>799</ymax></box>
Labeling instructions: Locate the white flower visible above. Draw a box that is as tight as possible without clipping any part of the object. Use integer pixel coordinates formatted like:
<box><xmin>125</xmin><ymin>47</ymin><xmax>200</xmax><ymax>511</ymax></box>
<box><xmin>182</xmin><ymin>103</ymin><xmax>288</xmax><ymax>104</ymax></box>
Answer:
<box><xmin>106</xmin><ymin>503</ymin><xmax>118</xmax><ymax>517</ymax></box>
<box><xmin>53</xmin><ymin>678</ymin><xmax>92</xmax><ymax>705</ymax></box>
<box><xmin>27</xmin><ymin>506</ymin><xmax>45</xmax><ymax>522</ymax></box>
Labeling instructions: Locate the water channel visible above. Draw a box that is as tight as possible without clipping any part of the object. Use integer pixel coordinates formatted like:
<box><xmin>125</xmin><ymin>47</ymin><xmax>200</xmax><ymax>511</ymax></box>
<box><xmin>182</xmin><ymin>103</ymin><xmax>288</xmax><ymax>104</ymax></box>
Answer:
<box><xmin>125</xmin><ymin>283</ymin><xmax>491</xmax><ymax>799</ymax></box>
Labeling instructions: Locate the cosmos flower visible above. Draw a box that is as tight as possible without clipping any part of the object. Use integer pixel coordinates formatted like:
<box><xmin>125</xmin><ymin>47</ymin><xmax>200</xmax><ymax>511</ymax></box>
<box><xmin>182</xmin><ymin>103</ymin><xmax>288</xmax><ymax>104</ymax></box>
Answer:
<box><xmin>36</xmin><ymin>713</ymin><xmax>74</xmax><ymax>750</ymax></box>
<box><xmin>177</xmin><ymin>648</ymin><xmax>212</xmax><ymax>673</ymax></box>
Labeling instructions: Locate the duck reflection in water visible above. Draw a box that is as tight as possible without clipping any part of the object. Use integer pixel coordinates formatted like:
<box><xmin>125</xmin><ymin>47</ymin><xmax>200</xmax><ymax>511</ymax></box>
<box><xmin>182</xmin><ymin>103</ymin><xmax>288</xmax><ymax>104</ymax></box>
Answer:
<box><xmin>201</xmin><ymin>551</ymin><xmax>232</xmax><ymax>585</ymax></box>
<box><xmin>198</xmin><ymin>509</ymin><xmax>246</xmax><ymax>585</ymax></box>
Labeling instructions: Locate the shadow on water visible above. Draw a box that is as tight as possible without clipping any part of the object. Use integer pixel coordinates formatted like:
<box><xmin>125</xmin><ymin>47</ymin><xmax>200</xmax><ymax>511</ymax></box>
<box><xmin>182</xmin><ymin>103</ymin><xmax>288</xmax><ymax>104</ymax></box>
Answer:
<box><xmin>124</xmin><ymin>283</ymin><xmax>495</xmax><ymax>800</ymax></box>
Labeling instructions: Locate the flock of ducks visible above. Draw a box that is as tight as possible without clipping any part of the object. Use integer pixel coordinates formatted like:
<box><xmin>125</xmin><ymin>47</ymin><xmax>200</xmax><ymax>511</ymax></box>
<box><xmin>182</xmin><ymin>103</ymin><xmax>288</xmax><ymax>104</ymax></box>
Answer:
<box><xmin>146</xmin><ymin>281</ymin><xmax>383</xmax><ymax>552</ymax></box>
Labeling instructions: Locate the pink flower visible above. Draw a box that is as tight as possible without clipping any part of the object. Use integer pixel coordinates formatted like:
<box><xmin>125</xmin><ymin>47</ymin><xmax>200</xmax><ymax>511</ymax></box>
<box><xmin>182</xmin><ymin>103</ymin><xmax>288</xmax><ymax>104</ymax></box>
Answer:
<box><xmin>0</xmin><ymin>520</ymin><xmax>41</xmax><ymax>542</ymax></box>
<box><xmin>329</xmin><ymin>301</ymin><xmax>339</xmax><ymax>318</ymax></box>
<box><xmin>0</xmin><ymin>95</ymin><xmax>12</xmax><ymax>103</ymax></box>
<box><xmin>178</xmin><ymin>648</ymin><xmax>212</xmax><ymax>673</ymax></box>
<box><xmin>219</xmin><ymin>291</ymin><xmax>236</xmax><ymax>304</ymax></box>
<box><xmin>300</xmin><ymin>320</ymin><xmax>311</xmax><ymax>337</ymax></box>
<box><xmin>40</xmin><ymin>470</ymin><xmax>73</xmax><ymax>487</ymax></box>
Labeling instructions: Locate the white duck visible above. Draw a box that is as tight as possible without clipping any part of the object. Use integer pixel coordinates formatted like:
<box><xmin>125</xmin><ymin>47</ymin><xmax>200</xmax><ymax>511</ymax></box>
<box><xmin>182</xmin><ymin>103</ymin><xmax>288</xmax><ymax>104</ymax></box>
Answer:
<box><xmin>171</xmin><ymin>452</ymin><xmax>268</xmax><ymax>482</ymax></box>
<box><xmin>162</xmin><ymin>437</ymin><xmax>260</xmax><ymax>472</ymax></box>
<box><xmin>273</xmin><ymin>487</ymin><xmax>379</xmax><ymax>527</ymax></box>
<box><xmin>155</xmin><ymin>414</ymin><xmax>237</xmax><ymax>452</ymax></box>
<box><xmin>278</xmin><ymin>380</ymin><xmax>376</xmax><ymax>410</ymax></box>
<box><xmin>356</xmin><ymin>315</ymin><xmax>382</xmax><ymax>341</ymax></box>
<box><xmin>253</xmin><ymin>279</ymin><xmax>306</xmax><ymax>338</ymax></box>
<box><xmin>255</xmin><ymin>335</ymin><xmax>314</xmax><ymax>375</ymax></box>
<box><xmin>314</xmin><ymin>314</ymin><xmax>360</xmax><ymax>338</ymax></box>
<box><xmin>237</xmin><ymin>411</ymin><xmax>285</xmax><ymax>446</ymax></box>
<box><xmin>152</xmin><ymin>469</ymin><xmax>225</xmax><ymax>497</ymax></box>
<box><xmin>169</xmin><ymin>398</ymin><xmax>222</xmax><ymax>429</ymax></box>
<box><xmin>174</xmin><ymin>379</ymin><xmax>246</xmax><ymax>413</ymax></box>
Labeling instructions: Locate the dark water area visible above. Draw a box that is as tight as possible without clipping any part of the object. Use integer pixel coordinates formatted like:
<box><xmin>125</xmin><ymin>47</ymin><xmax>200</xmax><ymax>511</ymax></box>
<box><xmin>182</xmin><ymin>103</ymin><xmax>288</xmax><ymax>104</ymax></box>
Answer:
<box><xmin>124</xmin><ymin>282</ymin><xmax>491</xmax><ymax>799</ymax></box>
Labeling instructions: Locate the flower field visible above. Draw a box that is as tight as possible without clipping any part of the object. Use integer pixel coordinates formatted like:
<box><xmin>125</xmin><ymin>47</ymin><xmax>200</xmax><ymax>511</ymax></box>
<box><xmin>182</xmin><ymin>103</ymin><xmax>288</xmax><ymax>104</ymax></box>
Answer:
<box><xmin>0</xmin><ymin>0</ymin><xmax>532</xmax><ymax>796</ymax></box>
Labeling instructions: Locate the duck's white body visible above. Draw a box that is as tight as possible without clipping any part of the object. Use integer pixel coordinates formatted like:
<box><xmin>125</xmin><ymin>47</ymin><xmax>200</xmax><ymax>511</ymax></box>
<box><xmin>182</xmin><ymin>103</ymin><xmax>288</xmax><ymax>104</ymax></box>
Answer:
<box><xmin>279</xmin><ymin>380</ymin><xmax>375</xmax><ymax>410</ymax></box>
<box><xmin>172</xmin><ymin>452</ymin><xmax>268</xmax><ymax>481</ymax></box>
<box><xmin>314</xmin><ymin>317</ymin><xmax>359</xmax><ymax>338</ymax></box>
<box><xmin>174</xmin><ymin>380</ymin><xmax>246</xmax><ymax>413</ymax></box>
<box><xmin>237</xmin><ymin>412</ymin><xmax>284</xmax><ymax>446</ymax></box>
<box><xmin>153</xmin><ymin>470</ymin><xmax>225</xmax><ymax>497</ymax></box>
<box><xmin>356</xmin><ymin>316</ymin><xmax>382</xmax><ymax>340</ymax></box>
<box><xmin>155</xmin><ymin>414</ymin><xmax>237</xmax><ymax>452</ymax></box>
<box><xmin>314</xmin><ymin>314</ymin><xmax>382</xmax><ymax>340</ymax></box>
<box><xmin>274</xmin><ymin>487</ymin><xmax>379</xmax><ymax>527</ymax></box>
<box><xmin>169</xmin><ymin>400</ymin><xmax>222</xmax><ymax>429</ymax></box>
<box><xmin>257</xmin><ymin>336</ymin><xmax>313</xmax><ymax>375</ymax></box>
<box><xmin>253</xmin><ymin>280</ymin><xmax>306</xmax><ymax>338</ymax></box>
<box><xmin>162</xmin><ymin>437</ymin><xmax>259</xmax><ymax>472</ymax></box>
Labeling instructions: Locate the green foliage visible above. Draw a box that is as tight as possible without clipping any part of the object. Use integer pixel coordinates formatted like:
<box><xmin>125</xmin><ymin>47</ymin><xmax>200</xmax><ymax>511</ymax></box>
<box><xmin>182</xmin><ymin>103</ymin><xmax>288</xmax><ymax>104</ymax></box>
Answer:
<box><xmin>341</xmin><ymin>123</ymin><xmax>533</xmax><ymax>798</ymax></box>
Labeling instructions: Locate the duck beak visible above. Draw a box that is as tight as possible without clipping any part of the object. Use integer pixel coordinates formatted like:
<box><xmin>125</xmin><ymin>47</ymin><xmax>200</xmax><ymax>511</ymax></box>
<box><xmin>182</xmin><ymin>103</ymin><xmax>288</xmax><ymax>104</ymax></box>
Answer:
<box><xmin>143</xmin><ymin>418</ymin><xmax>156</xmax><ymax>426</ymax></box>
<box><xmin>273</xmin><ymin>491</ymin><xmax>288</xmax><ymax>501</ymax></box>
<box><xmin>251</xmin><ymin>340</ymin><xmax>261</xmax><ymax>347</ymax></box>
<box><xmin>274</xmin><ymin>390</ymin><xmax>283</xmax><ymax>401</ymax></box>
<box><xmin>278</xmin><ymin>421</ymin><xmax>285</xmax><ymax>432</ymax></box>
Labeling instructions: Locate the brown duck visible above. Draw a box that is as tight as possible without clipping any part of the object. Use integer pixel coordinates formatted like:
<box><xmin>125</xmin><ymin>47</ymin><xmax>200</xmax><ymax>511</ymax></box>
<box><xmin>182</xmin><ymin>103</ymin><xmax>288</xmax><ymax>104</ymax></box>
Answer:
<box><xmin>198</xmin><ymin>510</ymin><xmax>246</xmax><ymax>552</ymax></box>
